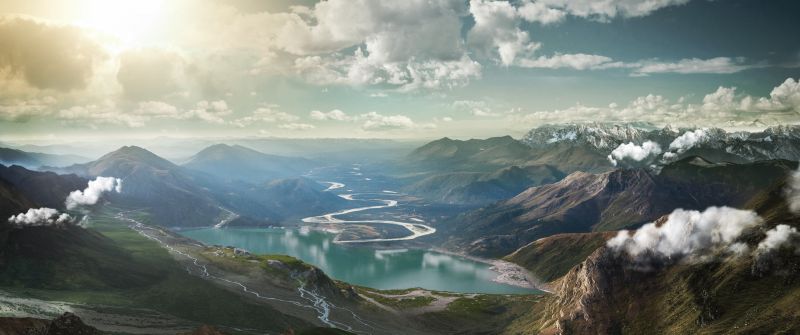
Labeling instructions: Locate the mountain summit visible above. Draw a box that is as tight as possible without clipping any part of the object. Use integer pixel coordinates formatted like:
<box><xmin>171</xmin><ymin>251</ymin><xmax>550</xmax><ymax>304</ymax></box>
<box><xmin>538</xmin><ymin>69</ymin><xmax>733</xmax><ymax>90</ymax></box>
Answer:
<box><xmin>183</xmin><ymin>144</ymin><xmax>315</xmax><ymax>182</ymax></box>
<box><xmin>58</xmin><ymin>146</ymin><xmax>223</xmax><ymax>227</ymax></box>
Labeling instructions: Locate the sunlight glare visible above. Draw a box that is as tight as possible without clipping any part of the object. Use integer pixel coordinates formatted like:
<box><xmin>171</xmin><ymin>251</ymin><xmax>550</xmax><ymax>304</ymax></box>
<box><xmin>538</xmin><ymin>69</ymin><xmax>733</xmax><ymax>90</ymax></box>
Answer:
<box><xmin>77</xmin><ymin>0</ymin><xmax>165</xmax><ymax>49</ymax></box>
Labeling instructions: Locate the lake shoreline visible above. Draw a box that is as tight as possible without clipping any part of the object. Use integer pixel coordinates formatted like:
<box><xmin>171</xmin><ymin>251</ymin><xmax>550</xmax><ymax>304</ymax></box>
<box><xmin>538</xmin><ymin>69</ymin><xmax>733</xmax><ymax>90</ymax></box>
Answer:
<box><xmin>179</xmin><ymin>225</ymin><xmax>540</xmax><ymax>294</ymax></box>
<box><xmin>427</xmin><ymin>247</ymin><xmax>551</xmax><ymax>293</ymax></box>
<box><xmin>299</xmin><ymin>223</ymin><xmax>544</xmax><ymax>292</ymax></box>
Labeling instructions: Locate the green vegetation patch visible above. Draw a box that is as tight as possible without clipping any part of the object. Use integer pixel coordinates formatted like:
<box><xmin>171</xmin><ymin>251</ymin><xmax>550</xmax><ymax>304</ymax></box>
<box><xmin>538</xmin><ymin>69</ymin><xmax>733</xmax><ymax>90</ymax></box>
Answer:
<box><xmin>1</xmin><ymin>206</ymin><xmax>311</xmax><ymax>333</ymax></box>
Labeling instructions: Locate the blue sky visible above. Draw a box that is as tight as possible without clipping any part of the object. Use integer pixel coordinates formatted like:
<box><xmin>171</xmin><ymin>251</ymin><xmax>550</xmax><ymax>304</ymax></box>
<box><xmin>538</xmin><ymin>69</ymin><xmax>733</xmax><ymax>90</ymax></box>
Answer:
<box><xmin>0</xmin><ymin>0</ymin><xmax>798</xmax><ymax>141</ymax></box>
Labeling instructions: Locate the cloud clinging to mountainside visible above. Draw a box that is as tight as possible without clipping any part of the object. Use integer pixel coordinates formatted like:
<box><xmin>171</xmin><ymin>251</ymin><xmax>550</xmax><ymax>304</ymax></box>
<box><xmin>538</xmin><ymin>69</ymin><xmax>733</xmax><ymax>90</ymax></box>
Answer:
<box><xmin>608</xmin><ymin>206</ymin><xmax>762</xmax><ymax>260</ymax></box>
<box><xmin>65</xmin><ymin>176</ymin><xmax>123</xmax><ymax>210</ymax></box>
<box><xmin>8</xmin><ymin>207</ymin><xmax>74</xmax><ymax>227</ymax></box>
<box><xmin>607</xmin><ymin>141</ymin><xmax>662</xmax><ymax>166</ymax></box>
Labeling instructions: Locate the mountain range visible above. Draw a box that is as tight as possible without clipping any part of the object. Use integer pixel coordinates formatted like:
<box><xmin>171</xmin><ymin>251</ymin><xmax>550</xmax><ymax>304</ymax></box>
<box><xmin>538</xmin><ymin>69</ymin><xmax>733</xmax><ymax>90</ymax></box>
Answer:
<box><xmin>522</xmin><ymin>123</ymin><xmax>800</xmax><ymax>163</ymax></box>
<box><xmin>397</xmin><ymin>123</ymin><xmax>800</xmax><ymax>207</ymax></box>
<box><xmin>0</xmin><ymin>167</ymin><xmax>318</xmax><ymax>334</ymax></box>
<box><xmin>182</xmin><ymin>143</ymin><xmax>317</xmax><ymax>182</ymax></box>
<box><xmin>0</xmin><ymin>147</ymin><xmax>89</xmax><ymax>169</ymax></box>
<box><xmin>54</xmin><ymin>146</ymin><xmax>226</xmax><ymax>227</ymax></box>
<box><xmin>49</xmin><ymin>145</ymin><xmax>346</xmax><ymax>227</ymax></box>
<box><xmin>440</xmin><ymin>157</ymin><xmax>796</xmax><ymax>257</ymax></box>
<box><xmin>3</xmin><ymin>123</ymin><xmax>800</xmax><ymax>334</ymax></box>
<box><xmin>507</xmin><ymin>175</ymin><xmax>800</xmax><ymax>334</ymax></box>
<box><xmin>402</xmin><ymin>165</ymin><xmax>564</xmax><ymax>204</ymax></box>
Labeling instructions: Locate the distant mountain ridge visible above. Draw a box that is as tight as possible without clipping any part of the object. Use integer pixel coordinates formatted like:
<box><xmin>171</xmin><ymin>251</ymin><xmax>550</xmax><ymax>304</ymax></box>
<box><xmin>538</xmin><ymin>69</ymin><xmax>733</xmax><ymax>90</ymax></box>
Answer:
<box><xmin>217</xmin><ymin>177</ymin><xmax>348</xmax><ymax>222</ymax></box>
<box><xmin>403</xmin><ymin>124</ymin><xmax>800</xmax><ymax>181</ymax></box>
<box><xmin>522</xmin><ymin>123</ymin><xmax>800</xmax><ymax>162</ymax></box>
<box><xmin>402</xmin><ymin>165</ymin><xmax>565</xmax><ymax>204</ymax></box>
<box><xmin>50</xmin><ymin>145</ymin><xmax>347</xmax><ymax>227</ymax></box>
<box><xmin>442</xmin><ymin>157</ymin><xmax>797</xmax><ymax>257</ymax></box>
<box><xmin>0</xmin><ymin>147</ymin><xmax>89</xmax><ymax>169</ymax></box>
<box><xmin>56</xmin><ymin>146</ymin><xmax>225</xmax><ymax>227</ymax></box>
<box><xmin>182</xmin><ymin>144</ymin><xmax>316</xmax><ymax>182</ymax></box>
<box><xmin>406</xmin><ymin>135</ymin><xmax>533</xmax><ymax>171</ymax></box>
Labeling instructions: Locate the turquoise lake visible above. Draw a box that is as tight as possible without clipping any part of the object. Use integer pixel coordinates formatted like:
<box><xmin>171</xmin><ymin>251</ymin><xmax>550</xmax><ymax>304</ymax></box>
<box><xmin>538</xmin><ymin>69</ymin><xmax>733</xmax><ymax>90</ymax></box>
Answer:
<box><xmin>180</xmin><ymin>227</ymin><xmax>536</xmax><ymax>294</ymax></box>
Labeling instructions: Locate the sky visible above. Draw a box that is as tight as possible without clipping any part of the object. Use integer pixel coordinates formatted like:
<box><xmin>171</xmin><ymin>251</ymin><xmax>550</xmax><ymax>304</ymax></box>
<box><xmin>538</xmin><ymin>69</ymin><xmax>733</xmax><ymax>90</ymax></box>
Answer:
<box><xmin>0</xmin><ymin>0</ymin><xmax>798</xmax><ymax>142</ymax></box>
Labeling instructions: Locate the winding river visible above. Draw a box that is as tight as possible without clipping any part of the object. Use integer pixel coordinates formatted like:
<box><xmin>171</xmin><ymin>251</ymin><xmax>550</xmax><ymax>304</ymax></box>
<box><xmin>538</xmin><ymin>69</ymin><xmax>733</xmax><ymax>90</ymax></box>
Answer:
<box><xmin>302</xmin><ymin>183</ymin><xmax>437</xmax><ymax>243</ymax></box>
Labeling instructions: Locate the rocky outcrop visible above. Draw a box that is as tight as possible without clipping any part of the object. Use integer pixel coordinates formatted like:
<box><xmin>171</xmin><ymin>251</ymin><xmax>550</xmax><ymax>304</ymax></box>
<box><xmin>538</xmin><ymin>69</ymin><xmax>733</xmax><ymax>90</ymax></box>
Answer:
<box><xmin>549</xmin><ymin>247</ymin><xmax>619</xmax><ymax>334</ymax></box>
<box><xmin>505</xmin><ymin>232</ymin><xmax>615</xmax><ymax>282</ymax></box>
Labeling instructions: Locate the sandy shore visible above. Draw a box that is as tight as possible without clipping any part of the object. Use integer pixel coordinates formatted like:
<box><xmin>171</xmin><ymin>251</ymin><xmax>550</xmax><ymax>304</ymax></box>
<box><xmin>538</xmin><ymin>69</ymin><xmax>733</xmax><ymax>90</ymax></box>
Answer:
<box><xmin>428</xmin><ymin>247</ymin><xmax>551</xmax><ymax>293</ymax></box>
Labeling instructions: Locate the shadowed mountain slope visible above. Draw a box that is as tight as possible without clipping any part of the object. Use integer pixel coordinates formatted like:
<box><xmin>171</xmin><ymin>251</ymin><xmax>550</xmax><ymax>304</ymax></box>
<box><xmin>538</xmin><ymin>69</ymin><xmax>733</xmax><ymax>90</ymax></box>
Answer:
<box><xmin>443</xmin><ymin>157</ymin><xmax>796</xmax><ymax>257</ymax></box>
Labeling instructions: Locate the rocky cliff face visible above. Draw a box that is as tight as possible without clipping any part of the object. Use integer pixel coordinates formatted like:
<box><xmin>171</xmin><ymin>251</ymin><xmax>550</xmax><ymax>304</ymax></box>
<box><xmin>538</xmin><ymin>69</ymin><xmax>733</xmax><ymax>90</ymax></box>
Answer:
<box><xmin>548</xmin><ymin>247</ymin><xmax>621</xmax><ymax>334</ymax></box>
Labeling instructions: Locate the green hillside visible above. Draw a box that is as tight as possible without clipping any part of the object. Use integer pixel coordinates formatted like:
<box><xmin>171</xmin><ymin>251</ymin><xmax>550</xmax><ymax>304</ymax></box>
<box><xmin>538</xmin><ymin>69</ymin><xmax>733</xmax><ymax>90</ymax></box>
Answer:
<box><xmin>0</xmin><ymin>207</ymin><xmax>311</xmax><ymax>333</ymax></box>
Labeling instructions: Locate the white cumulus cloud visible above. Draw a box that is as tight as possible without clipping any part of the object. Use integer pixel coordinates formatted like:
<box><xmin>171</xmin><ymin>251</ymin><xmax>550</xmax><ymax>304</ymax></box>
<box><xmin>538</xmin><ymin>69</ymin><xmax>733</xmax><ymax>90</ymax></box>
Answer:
<box><xmin>359</xmin><ymin>111</ymin><xmax>435</xmax><ymax>131</ymax></box>
<box><xmin>65</xmin><ymin>176</ymin><xmax>123</xmax><ymax>210</ymax></box>
<box><xmin>607</xmin><ymin>141</ymin><xmax>662</xmax><ymax>166</ymax></box>
<box><xmin>231</xmin><ymin>105</ymin><xmax>297</xmax><ymax>127</ymax></box>
<box><xmin>786</xmin><ymin>167</ymin><xmax>800</xmax><ymax>215</ymax></box>
<box><xmin>518</xmin><ymin>1</ymin><xmax>566</xmax><ymax>25</ymax></box>
<box><xmin>517</xmin><ymin>53</ymin><xmax>621</xmax><ymax>70</ymax></box>
<box><xmin>756</xmin><ymin>224</ymin><xmax>799</xmax><ymax>253</ymax></box>
<box><xmin>633</xmin><ymin>57</ymin><xmax>753</xmax><ymax>75</ymax></box>
<box><xmin>468</xmin><ymin>0</ymin><xmax>540</xmax><ymax>66</ymax></box>
<box><xmin>608</xmin><ymin>206</ymin><xmax>762</xmax><ymax>260</ymax></box>
<box><xmin>537</xmin><ymin>0</ymin><xmax>690</xmax><ymax>20</ymax></box>
<box><xmin>278</xmin><ymin>122</ymin><xmax>315</xmax><ymax>131</ymax></box>
<box><xmin>661</xmin><ymin>129</ymin><xmax>709</xmax><ymax>162</ymax></box>
<box><xmin>310</xmin><ymin>109</ymin><xmax>351</xmax><ymax>121</ymax></box>
<box><xmin>8</xmin><ymin>207</ymin><xmax>74</xmax><ymax>227</ymax></box>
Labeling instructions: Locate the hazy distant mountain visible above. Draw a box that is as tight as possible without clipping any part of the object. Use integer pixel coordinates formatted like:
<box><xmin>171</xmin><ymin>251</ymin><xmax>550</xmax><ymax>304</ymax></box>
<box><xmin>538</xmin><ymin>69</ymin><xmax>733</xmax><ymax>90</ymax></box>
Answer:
<box><xmin>405</xmin><ymin>136</ymin><xmax>534</xmax><ymax>172</ymax></box>
<box><xmin>0</xmin><ymin>147</ymin><xmax>89</xmax><ymax>169</ymax></box>
<box><xmin>182</xmin><ymin>144</ymin><xmax>317</xmax><ymax>182</ymax></box>
<box><xmin>444</xmin><ymin>157</ymin><xmax>796</xmax><ymax>257</ymax></box>
<box><xmin>219</xmin><ymin>177</ymin><xmax>348</xmax><ymax>221</ymax></box>
<box><xmin>403</xmin><ymin>165</ymin><xmax>565</xmax><ymax>204</ymax></box>
<box><xmin>233</xmin><ymin>137</ymin><xmax>423</xmax><ymax>163</ymax></box>
<box><xmin>403</xmin><ymin>131</ymin><xmax>636</xmax><ymax>175</ymax></box>
<box><xmin>404</xmin><ymin>124</ymin><xmax>800</xmax><ymax>180</ymax></box>
<box><xmin>53</xmin><ymin>146</ymin><xmax>347</xmax><ymax>227</ymax></box>
<box><xmin>56</xmin><ymin>146</ymin><xmax>225</xmax><ymax>227</ymax></box>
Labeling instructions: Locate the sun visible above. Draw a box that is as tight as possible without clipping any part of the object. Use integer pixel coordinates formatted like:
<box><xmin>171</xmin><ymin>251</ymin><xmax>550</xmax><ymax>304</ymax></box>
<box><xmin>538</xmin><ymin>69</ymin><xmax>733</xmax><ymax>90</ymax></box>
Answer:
<box><xmin>76</xmin><ymin>0</ymin><xmax>165</xmax><ymax>49</ymax></box>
